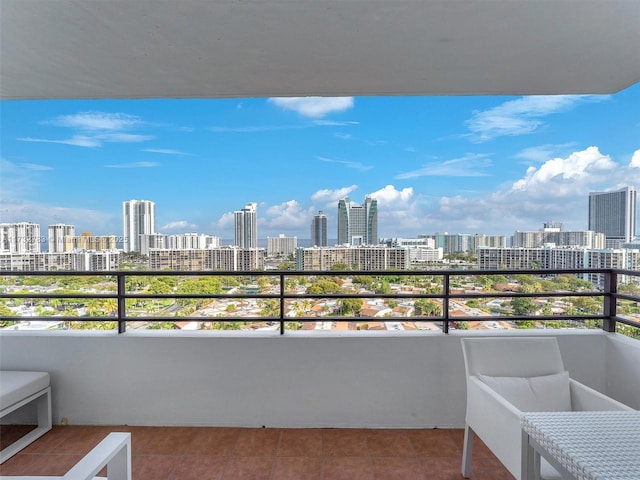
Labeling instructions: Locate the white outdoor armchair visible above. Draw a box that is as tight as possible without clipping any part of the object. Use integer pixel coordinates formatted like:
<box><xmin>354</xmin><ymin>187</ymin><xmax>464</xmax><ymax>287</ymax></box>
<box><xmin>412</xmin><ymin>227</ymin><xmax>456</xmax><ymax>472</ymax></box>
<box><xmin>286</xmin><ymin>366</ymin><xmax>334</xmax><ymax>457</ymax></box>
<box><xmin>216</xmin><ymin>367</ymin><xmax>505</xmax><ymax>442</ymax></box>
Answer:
<box><xmin>0</xmin><ymin>432</ymin><xmax>131</xmax><ymax>480</ymax></box>
<box><xmin>460</xmin><ymin>337</ymin><xmax>633</xmax><ymax>480</ymax></box>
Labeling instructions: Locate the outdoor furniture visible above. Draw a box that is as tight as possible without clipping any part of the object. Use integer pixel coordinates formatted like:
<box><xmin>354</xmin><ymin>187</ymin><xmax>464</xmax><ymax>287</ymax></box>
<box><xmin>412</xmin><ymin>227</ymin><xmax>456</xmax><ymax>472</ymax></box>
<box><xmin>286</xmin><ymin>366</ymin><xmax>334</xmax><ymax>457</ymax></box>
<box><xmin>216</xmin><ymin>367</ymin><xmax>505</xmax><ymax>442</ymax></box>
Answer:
<box><xmin>0</xmin><ymin>432</ymin><xmax>131</xmax><ymax>480</ymax></box>
<box><xmin>460</xmin><ymin>337</ymin><xmax>633</xmax><ymax>480</ymax></box>
<box><xmin>521</xmin><ymin>411</ymin><xmax>640</xmax><ymax>480</ymax></box>
<box><xmin>0</xmin><ymin>371</ymin><xmax>52</xmax><ymax>463</ymax></box>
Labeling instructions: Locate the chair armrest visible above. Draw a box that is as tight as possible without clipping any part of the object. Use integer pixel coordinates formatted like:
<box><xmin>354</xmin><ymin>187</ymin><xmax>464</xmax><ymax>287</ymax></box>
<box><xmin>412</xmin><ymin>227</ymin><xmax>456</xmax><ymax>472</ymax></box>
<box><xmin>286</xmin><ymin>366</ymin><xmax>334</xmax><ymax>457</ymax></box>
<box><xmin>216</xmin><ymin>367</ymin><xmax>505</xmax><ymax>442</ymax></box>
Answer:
<box><xmin>466</xmin><ymin>376</ymin><xmax>523</xmax><ymax>478</ymax></box>
<box><xmin>63</xmin><ymin>432</ymin><xmax>131</xmax><ymax>480</ymax></box>
<box><xmin>570</xmin><ymin>379</ymin><xmax>633</xmax><ymax>412</ymax></box>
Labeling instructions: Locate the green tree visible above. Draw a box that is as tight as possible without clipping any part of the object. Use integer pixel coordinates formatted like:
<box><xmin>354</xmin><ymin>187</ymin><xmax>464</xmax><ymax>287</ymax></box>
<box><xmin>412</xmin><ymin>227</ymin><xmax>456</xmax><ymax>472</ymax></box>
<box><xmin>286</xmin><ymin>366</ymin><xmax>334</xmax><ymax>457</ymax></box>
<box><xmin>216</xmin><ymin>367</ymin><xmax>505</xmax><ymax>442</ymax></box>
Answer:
<box><xmin>330</xmin><ymin>263</ymin><xmax>350</xmax><ymax>271</ymax></box>
<box><xmin>339</xmin><ymin>298</ymin><xmax>363</xmax><ymax>315</ymax></box>
<box><xmin>259</xmin><ymin>299</ymin><xmax>279</xmax><ymax>317</ymax></box>
<box><xmin>306</xmin><ymin>279</ymin><xmax>341</xmax><ymax>294</ymax></box>
<box><xmin>511</xmin><ymin>297</ymin><xmax>536</xmax><ymax>315</ymax></box>
<box><xmin>415</xmin><ymin>299</ymin><xmax>441</xmax><ymax>316</ymax></box>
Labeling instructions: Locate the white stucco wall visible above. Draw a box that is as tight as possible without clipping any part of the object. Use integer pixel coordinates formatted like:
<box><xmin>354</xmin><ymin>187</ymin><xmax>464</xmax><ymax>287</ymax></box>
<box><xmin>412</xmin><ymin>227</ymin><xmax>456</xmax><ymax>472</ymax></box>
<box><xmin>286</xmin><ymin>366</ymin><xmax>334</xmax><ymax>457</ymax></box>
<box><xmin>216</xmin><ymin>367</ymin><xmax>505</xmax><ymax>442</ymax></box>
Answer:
<box><xmin>0</xmin><ymin>329</ymin><xmax>636</xmax><ymax>427</ymax></box>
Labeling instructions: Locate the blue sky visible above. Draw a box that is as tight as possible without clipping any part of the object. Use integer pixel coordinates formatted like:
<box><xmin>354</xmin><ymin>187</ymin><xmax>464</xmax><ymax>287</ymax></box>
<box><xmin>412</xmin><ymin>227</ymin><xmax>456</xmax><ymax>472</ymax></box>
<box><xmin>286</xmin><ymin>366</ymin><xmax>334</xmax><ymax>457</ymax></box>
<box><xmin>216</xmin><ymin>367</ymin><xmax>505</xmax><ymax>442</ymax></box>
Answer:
<box><xmin>1</xmin><ymin>85</ymin><xmax>639</xmax><ymax>240</ymax></box>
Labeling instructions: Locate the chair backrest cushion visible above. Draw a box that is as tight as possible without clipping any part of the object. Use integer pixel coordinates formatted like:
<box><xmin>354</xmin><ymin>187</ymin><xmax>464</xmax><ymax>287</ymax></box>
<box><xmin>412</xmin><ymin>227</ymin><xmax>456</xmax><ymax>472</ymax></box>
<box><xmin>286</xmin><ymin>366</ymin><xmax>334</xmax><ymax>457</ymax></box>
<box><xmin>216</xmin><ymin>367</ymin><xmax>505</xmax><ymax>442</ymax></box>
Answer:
<box><xmin>478</xmin><ymin>371</ymin><xmax>572</xmax><ymax>412</ymax></box>
<box><xmin>462</xmin><ymin>337</ymin><xmax>565</xmax><ymax>377</ymax></box>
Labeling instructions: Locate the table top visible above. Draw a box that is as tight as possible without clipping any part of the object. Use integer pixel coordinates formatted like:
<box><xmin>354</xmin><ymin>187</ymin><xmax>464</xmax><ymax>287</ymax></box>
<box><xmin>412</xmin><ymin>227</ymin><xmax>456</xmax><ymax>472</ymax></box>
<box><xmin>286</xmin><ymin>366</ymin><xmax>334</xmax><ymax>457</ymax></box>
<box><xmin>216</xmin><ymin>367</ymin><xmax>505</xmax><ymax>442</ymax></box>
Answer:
<box><xmin>521</xmin><ymin>411</ymin><xmax>640</xmax><ymax>480</ymax></box>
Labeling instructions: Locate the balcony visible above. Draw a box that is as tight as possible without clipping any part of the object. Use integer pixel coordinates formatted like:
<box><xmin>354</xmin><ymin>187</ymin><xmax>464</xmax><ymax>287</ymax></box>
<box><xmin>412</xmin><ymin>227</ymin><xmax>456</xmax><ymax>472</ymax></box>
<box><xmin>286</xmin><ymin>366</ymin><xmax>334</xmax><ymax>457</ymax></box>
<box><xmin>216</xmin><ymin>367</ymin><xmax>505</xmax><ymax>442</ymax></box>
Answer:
<box><xmin>0</xmin><ymin>424</ymin><xmax>513</xmax><ymax>479</ymax></box>
<box><xmin>1</xmin><ymin>269</ymin><xmax>639</xmax><ymax>478</ymax></box>
<box><xmin>1</xmin><ymin>2</ymin><xmax>639</xmax><ymax>477</ymax></box>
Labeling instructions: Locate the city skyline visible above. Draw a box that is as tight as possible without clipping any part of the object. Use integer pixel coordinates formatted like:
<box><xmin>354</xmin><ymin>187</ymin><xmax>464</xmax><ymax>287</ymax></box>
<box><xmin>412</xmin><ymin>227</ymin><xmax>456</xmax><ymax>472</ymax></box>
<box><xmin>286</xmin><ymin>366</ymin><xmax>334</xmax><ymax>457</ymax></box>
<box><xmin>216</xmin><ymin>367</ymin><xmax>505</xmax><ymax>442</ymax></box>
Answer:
<box><xmin>1</xmin><ymin>87</ymin><xmax>639</xmax><ymax>239</ymax></box>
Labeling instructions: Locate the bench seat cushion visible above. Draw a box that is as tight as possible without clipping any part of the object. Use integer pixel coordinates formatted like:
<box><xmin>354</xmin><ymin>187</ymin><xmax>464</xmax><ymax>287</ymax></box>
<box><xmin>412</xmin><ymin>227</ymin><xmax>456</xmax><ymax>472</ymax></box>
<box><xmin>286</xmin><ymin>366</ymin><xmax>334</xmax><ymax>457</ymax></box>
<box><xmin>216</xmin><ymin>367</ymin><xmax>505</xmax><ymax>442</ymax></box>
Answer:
<box><xmin>0</xmin><ymin>371</ymin><xmax>50</xmax><ymax>411</ymax></box>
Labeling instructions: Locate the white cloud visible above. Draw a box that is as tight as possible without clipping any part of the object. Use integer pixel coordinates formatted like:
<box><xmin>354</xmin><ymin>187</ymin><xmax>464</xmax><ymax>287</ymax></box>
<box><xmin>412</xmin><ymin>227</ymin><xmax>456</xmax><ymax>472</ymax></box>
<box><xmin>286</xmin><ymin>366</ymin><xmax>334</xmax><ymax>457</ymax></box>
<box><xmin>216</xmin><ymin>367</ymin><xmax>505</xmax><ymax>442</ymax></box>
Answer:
<box><xmin>365</xmin><ymin>185</ymin><xmax>422</xmax><ymax>235</ymax></box>
<box><xmin>421</xmin><ymin>146</ymin><xmax>640</xmax><ymax>235</ymax></box>
<box><xmin>334</xmin><ymin>133</ymin><xmax>353</xmax><ymax>140</ymax></box>
<box><xmin>104</xmin><ymin>162</ymin><xmax>159</xmax><ymax>168</ymax></box>
<box><xmin>514</xmin><ymin>143</ymin><xmax>576</xmax><ymax>164</ymax></box>
<box><xmin>396</xmin><ymin>154</ymin><xmax>492</xmax><ymax>179</ymax></box>
<box><xmin>311</xmin><ymin>185</ymin><xmax>359</xmax><ymax>203</ymax></box>
<box><xmin>99</xmin><ymin>133</ymin><xmax>153</xmax><ymax>143</ymax></box>
<box><xmin>268</xmin><ymin>97</ymin><xmax>354</xmax><ymax>118</ymax></box>
<box><xmin>143</xmin><ymin>148</ymin><xmax>192</xmax><ymax>156</ymax></box>
<box><xmin>510</xmin><ymin>146</ymin><xmax>616</xmax><ymax>196</ymax></box>
<box><xmin>216</xmin><ymin>212</ymin><xmax>235</xmax><ymax>230</ymax></box>
<box><xmin>18</xmin><ymin>135</ymin><xmax>102</xmax><ymax>147</ymax></box>
<box><xmin>316</xmin><ymin>156</ymin><xmax>373</xmax><ymax>172</ymax></box>
<box><xmin>0</xmin><ymin>199</ymin><xmax>115</xmax><ymax>235</ymax></box>
<box><xmin>18</xmin><ymin>133</ymin><xmax>153</xmax><ymax>148</ymax></box>
<box><xmin>47</xmin><ymin>112</ymin><xmax>141</xmax><ymax>131</ymax></box>
<box><xmin>21</xmin><ymin>163</ymin><xmax>53</xmax><ymax>171</ymax></box>
<box><xmin>20</xmin><ymin>111</ymin><xmax>153</xmax><ymax>148</ymax></box>
<box><xmin>160</xmin><ymin>220</ymin><xmax>198</xmax><ymax>231</ymax></box>
<box><xmin>630</xmin><ymin>149</ymin><xmax>640</xmax><ymax>168</ymax></box>
<box><xmin>466</xmin><ymin>95</ymin><xmax>610</xmax><ymax>142</ymax></box>
<box><xmin>210</xmin><ymin>124</ymin><xmax>309</xmax><ymax>133</ymax></box>
<box><xmin>368</xmin><ymin>185</ymin><xmax>414</xmax><ymax>205</ymax></box>
<box><xmin>264</xmin><ymin>200</ymin><xmax>315</xmax><ymax>229</ymax></box>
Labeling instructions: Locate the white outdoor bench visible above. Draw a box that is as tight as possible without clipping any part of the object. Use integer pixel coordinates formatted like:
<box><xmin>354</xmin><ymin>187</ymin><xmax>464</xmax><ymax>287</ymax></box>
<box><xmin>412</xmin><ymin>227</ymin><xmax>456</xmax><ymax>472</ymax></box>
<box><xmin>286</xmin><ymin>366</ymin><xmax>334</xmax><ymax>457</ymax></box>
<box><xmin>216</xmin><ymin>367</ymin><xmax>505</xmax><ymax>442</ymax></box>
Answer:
<box><xmin>0</xmin><ymin>371</ymin><xmax>52</xmax><ymax>464</ymax></box>
<box><xmin>0</xmin><ymin>432</ymin><xmax>131</xmax><ymax>480</ymax></box>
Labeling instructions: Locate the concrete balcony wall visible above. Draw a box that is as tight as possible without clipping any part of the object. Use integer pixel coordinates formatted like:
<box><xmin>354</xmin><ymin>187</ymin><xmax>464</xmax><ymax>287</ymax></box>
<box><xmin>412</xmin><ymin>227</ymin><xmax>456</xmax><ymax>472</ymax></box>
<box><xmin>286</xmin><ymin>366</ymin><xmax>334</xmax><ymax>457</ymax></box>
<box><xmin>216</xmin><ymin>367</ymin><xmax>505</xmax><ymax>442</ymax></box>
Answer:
<box><xmin>0</xmin><ymin>330</ymin><xmax>637</xmax><ymax>428</ymax></box>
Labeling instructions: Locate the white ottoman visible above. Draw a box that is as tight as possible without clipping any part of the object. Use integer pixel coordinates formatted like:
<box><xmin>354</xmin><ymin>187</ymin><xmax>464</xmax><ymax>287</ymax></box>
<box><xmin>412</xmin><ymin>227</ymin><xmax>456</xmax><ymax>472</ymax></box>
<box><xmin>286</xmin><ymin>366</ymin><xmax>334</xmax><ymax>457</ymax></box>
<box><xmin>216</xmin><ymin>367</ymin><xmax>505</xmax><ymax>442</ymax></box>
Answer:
<box><xmin>0</xmin><ymin>371</ymin><xmax>52</xmax><ymax>463</ymax></box>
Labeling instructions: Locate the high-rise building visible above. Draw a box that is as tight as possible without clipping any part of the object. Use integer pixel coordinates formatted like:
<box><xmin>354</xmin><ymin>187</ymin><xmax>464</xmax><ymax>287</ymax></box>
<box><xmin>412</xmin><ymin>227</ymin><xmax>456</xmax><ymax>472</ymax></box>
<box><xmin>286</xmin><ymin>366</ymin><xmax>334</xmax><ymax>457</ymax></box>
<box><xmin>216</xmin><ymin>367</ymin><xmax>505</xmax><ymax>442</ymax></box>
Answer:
<box><xmin>588</xmin><ymin>186</ymin><xmax>636</xmax><ymax>247</ymax></box>
<box><xmin>0</xmin><ymin>222</ymin><xmax>42</xmax><ymax>253</ymax></box>
<box><xmin>267</xmin><ymin>234</ymin><xmax>297</xmax><ymax>257</ymax></box>
<box><xmin>48</xmin><ymin>224</ymin><xmax>75</xmax><ymax>253</ymax></box>
<box><xmin>311</xmin><ymin>211</ymin><xmax>328</xmax><ymax>247</ymax></box>
<box><xmin>234</xmin><ymin>202</ymin><xmax>258</xmax><ymax>248</ymax></box>
<box><xmin>122</xmin><ymin>200</ymin><xmax>156</xmax><ymax>253</ymax></box>
<box><xmin>337</xmin><ymin>196</ymin><xmax>378</xmax><ymax>246</ymax></box>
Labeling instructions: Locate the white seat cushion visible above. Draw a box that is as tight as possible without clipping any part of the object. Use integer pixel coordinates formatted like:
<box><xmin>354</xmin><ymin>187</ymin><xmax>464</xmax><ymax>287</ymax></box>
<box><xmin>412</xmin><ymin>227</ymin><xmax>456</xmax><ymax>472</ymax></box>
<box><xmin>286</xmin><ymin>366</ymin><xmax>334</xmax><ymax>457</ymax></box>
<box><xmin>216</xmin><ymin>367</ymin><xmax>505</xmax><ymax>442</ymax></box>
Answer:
<box><xmin>0</xmin><ymin>371</ymin><xmax>50</xmax><ymax>411</ymax></box>
<box><xmin>478</xmin><ymin>371</ymin><xmax>571</xmax><ymax>412</ymax></box>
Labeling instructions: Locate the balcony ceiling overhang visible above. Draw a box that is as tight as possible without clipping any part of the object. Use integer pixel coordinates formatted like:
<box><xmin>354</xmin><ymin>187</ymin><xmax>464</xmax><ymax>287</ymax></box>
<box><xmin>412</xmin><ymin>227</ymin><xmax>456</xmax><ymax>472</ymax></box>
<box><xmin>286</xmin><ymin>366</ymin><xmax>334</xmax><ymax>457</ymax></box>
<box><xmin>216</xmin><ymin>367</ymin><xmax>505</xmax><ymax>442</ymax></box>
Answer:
<box><xmin>1</xmin><ymin>0</ymin><xmax>639</xmax><ymax>100</ymax></box>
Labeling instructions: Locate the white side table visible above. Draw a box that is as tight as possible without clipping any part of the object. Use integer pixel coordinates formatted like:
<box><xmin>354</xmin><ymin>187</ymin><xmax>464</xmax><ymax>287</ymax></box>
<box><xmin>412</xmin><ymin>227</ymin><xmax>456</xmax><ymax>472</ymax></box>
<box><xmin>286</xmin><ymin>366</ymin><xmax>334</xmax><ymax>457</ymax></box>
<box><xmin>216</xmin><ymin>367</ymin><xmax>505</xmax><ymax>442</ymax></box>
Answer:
<box><xmin>521</xmin><ymin>411</ymin><xmax>640</xmax><ymax>480</ymax></box>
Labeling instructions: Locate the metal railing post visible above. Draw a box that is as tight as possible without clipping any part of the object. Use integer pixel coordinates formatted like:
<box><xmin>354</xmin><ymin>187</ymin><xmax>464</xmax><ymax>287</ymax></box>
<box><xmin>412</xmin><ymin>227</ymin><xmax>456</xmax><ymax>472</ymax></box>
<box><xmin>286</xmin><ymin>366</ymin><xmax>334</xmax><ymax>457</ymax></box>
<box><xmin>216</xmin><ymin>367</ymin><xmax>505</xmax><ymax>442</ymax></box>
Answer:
<box><xmin>442</xmin><ymin>273</ymin><xmax>450</xmax><ymax>334</ymax></box>
<box><xmin>280</xmin><ymin>273</ymin><xmax>285</xmax><ymax>335</ymax></box>
<box><xmin>602</xmin><ymin>269</ymin><xmax>617</xmax><ymax>332</ymax></box>
<box><xmin>117</xmin><ymin>273</ymin><xmax>127</xmax><ymax>334</ymax></box>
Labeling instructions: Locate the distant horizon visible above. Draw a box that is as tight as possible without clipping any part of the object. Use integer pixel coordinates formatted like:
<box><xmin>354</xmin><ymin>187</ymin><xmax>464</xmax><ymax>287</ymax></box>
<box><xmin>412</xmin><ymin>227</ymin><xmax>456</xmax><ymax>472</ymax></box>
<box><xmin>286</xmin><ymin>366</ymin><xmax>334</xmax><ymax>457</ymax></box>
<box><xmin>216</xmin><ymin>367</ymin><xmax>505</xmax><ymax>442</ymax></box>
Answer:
<box><xmin>2</xmin><ymin>87</ymin><xmax>639</xmax><ymax>239</ymax></box>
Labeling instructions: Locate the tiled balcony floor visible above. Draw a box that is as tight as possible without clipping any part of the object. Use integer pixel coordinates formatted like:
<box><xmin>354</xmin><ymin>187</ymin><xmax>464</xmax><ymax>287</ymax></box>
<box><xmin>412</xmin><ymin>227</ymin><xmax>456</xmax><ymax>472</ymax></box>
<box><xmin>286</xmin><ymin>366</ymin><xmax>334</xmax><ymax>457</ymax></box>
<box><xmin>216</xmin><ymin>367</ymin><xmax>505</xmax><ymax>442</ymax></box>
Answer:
<box><xmin>0</xmin><ymin>425</ymin><xmax>513</xmax><ymax>479</ymax></box>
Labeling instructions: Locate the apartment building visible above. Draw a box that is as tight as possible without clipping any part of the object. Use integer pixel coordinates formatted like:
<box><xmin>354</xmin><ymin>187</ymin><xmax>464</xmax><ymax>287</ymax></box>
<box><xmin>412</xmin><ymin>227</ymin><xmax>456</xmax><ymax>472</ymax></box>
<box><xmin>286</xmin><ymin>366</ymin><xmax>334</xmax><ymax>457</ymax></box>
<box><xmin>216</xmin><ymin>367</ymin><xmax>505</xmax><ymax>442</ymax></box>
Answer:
<box><xmin>0</xmin><ymin>251</ymin><xmax>120</xmax><ymax>271</ymax></box>
<box><xmin>48</xmin><ymin>224</ymin><xmax>75</xmax><ymax>253</ymax></box>
<box><xmin>295</xmin><ymin>245</ymin><xmax>409</xmax><ymax>271</ymax></box>
<box><xmin>267</xmin><ymin>234</ymin><xmax>297</xmax><ymax>257</ymax></box>
<box><xmin>122</xmin><ymin>199</ymin><xmax>156</xmax><ymax>253</ymax></box>
<box><xmin>0</xmin><ymin>222</ymin><xmax>42</xmax><ymax>253</ymax></box>
<box><xmin>149</xmin><ymin>247</ymin><xmax>265</xmax><ymax>271</ymax></box>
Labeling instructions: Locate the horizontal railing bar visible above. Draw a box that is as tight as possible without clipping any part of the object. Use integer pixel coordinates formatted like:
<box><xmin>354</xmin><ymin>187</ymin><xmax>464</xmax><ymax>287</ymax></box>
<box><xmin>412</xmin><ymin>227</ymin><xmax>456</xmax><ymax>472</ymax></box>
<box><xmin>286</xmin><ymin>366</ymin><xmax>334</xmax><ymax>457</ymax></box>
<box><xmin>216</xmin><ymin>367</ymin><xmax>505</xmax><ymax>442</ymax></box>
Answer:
<box><xmin>0</xmin><ymin>291</ymin><xmax>610</xmax><ymax>300</ymax></box>
<box><xmin>612</xmin><ymin>316</ymin><xmax>640</xmax><ymax>328</ymax></box>
<box><xmin>0</xmin><ymin>268</ymin><xmax>621</xmax><ymax>276</ymax></box>
<box><xmin>0</xmin><ymin>293</ymin><xmax>117</xmax><ymax>299</ymax></box>
<box><xmin>1</xmin><ymin>268</ymin><xmax>639</xmax><ymax>335</ymax></box>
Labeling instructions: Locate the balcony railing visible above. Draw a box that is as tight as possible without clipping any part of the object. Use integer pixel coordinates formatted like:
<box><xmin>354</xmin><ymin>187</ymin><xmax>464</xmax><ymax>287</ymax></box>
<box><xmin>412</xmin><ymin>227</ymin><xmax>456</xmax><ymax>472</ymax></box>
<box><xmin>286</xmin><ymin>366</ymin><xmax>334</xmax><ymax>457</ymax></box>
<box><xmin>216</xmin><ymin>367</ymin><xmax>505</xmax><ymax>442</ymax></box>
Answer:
<box><xmin>1</xmin><ymin>268</ymin><xmax>640</xmax><ymax>337</ymax></box>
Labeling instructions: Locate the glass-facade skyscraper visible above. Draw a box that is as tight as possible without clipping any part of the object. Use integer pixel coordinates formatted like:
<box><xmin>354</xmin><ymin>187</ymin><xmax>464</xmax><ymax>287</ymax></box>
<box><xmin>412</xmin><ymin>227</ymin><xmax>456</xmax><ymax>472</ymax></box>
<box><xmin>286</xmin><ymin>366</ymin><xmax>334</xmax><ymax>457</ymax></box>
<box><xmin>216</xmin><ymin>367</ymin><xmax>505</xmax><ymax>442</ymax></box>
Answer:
<box><xmin>122</xmin><ymin>199</ymin><xmax>156</xmax><ymax>253</ymax></box>
<box><xmin>311</xmin><ymin>211</ymin><xmax>328</xmax><ymax>247</ymax></box>
<box><xmin>588</xmin><ymin>186</ymin><xmax>636</xmax><ymax>247</ymax></box>
<box><xmin>337</xmin><ymin>196</ymin><xmax>378</xmax><ymax>246</ymax></box>
<box><xmin>234</xmin><ymin>202</ymin><xmax>258</xmax><ymax>248</ymax></box>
